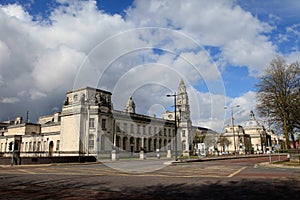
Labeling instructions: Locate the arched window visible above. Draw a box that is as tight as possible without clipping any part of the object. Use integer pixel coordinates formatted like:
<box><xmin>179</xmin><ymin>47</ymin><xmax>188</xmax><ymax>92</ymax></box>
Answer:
<box><xmin>49</xmin><ymin>141</ymin><xmax>54</xmax><ymax>156</ymax></box>
<box><xmin>73</xmin><ymin>94</ymin><xmax>78</xmax><ymax>101</ymax></box>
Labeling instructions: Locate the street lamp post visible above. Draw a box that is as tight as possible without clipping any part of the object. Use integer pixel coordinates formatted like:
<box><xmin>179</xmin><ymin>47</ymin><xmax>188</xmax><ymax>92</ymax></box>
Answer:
<box><xmin>166</xmin><ymin>93</ymin><xmax>178</xmax><ymax>161</ymax></box>
<box><xmin>86</xmin><ymin>99</ymin><xmax>90</xmax><ymax>157</ymax></box>
<box><xmin>224</xmin><ymin>105</ymin><xmax>240</xmax><ymax>155</ymax></box>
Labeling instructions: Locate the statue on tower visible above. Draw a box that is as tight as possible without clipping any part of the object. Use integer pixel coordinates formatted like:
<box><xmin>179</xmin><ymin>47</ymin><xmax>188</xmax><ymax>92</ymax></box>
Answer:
<box><xmin>124</xmin><ymin>96</ymin><xmax>136</xmax><ymax>114</ymax></box>
<box><xmin>250</xmin><ymin>110</ymin><xmax>255</xmax><ymax>120</ymax></box>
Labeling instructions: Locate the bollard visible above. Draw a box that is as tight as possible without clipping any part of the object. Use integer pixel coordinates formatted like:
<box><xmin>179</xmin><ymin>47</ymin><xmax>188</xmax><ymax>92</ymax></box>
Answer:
<box><xmin>156</xmin><ymin>149</ymin><xmax>160</xmax><ymax>159</ymax></box>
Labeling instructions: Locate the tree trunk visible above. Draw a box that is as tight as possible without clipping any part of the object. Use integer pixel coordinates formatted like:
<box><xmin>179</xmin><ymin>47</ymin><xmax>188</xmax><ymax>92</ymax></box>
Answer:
<box><xmin>283</xmin><ymin>112</ymin><xmax>290</xmax><ymax>149</ymax></box>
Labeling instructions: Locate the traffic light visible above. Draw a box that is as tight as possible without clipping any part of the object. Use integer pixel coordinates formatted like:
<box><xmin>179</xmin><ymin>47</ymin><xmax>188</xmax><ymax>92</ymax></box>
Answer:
<box><xmin>8</xmin><ymin>142</ymin><xmax>13</xmax><ymax>151</ymax></box>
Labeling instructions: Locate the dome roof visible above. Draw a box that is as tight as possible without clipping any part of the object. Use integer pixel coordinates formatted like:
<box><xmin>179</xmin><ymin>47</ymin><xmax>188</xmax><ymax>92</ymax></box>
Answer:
<box><xmin>245</xmin><ymin>120</ymin><xmax>260</xmax><ymax>127</ymax></box>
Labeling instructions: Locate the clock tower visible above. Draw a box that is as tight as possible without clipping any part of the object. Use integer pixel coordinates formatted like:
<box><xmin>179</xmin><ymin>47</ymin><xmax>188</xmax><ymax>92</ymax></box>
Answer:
<box><xmin>177</xmin><ymin>79</ymin><xmax>192</xmax><ymax>156</ymax></box>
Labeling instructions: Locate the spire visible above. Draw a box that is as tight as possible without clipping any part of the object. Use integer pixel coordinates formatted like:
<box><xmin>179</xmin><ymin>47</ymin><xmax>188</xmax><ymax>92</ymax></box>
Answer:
<box><xmin>177</xmin><ymin>79</ymin><xmax>191</xmax><ymax>120</ymax></box>
<box><xmin>176</xmin><ymin>79</ymin><xmax>192</xmax><ymax>155</ymax></box>
<box><xmin>178</xmin><ymin>78</ymin><xmax>186</xmax><ymax>94</ymax></box>
<box><xmin>124</xmin><ymin>96</ymin><xmax>136</xmax><ymax>114</ymax></box>
<box><xmin>177</xmin><ymin>79</ymin><xmax>188</xmax><ymax>106</ymax></box>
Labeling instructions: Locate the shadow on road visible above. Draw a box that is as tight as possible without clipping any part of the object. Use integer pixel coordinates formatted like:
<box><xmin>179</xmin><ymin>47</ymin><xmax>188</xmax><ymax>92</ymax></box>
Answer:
<box><xmin>1</xmin><ymin>178</ymin><xmax>299</xmax><ymax>199</ymax></box>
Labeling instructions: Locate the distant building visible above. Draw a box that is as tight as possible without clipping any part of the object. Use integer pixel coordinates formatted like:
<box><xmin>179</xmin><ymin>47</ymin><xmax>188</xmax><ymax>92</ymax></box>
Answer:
<box><xmin>221</xmin><ymin>111</ymin><xmax>284</xmax><ymax>154</ymax></box>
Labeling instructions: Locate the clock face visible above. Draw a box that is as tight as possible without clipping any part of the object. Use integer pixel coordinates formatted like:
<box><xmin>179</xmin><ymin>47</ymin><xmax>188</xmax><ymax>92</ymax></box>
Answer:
<box><xmin>168</xmin><ymin>114</ymin><xmax>173</xmax><ymax>119</ymax></box>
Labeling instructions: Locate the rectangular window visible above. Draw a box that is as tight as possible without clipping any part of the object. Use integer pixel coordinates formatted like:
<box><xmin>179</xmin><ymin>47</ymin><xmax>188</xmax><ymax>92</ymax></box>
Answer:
<box><xmin>89</xmin><ymin>118</ymin><xmax>95</xmax><ymax>129</ymax></box>
<box><xmin>101</xmin><ymin>119</ymin><xmax>106</xmax><ymax>130</ymax></box>
<box><xmin>168</xmin><ymin>129</ymin><xmax>171</xmax><ymax>137</ymax></box>
<box><xmin>154</xmin><ymin>127</ymin><xmax>157</xmax><ymax>135</ymax></box>
<box><xmin>164</xmin><ymin>128</ymin><xmax>167</xmax><ymax>136</ymax></box>
<box><xmin>182</xmin><ymin>130</ymin><xmax>186</xmax><ymax>137</ymax></box>
<box><xmin>137</xmin><ymin>125</ymin><xmax>141</xmax><ymax>134</ymax></box>
<box><xmin>123</xmin><ymin>123</ymin><xmax>128</xmax><ymax>133</ymax></box>
<box><xmin>88</xmin><ymin>134</ymin><xmax>94</xmax><ymax>150</ymax></box>
<box><xmin>148</xmin><ymin>126</ymin><xmax>151</xmax><ymax>136</ymax></box>
<box><xmin>116</xmin><ymin>122</ymin><xmax>121</xmax><ymax>132</ymax></box>
<box><xmin>130</xmin><ymin>124</ymin><xmax>134</xmax><ymax>133</ymax></box>
<box><xmin>143</xmin><ymin>125</ymin><xmax>146</xmax><ymax>135</ymax></box>
<box><xmin>182</xmin><ymin>142</ymin><xmax>186</xmax><ymax>150</ymax></box>
<box><xmin>56</xmin><ymin>140</ymin><xmax>60</xmax><ymax>151</ymax></box>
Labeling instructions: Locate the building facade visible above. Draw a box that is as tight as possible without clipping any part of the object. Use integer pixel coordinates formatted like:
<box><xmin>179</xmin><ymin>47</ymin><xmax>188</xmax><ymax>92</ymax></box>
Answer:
<box><xmin>0</xmin><ymin>80</ymin><xmax>194</xmax><ymax>159</ymax></box>
<box><xmin>221</xmin><ymin>111</ymin><xmax>283</xmax><ymax>154</ymax></box>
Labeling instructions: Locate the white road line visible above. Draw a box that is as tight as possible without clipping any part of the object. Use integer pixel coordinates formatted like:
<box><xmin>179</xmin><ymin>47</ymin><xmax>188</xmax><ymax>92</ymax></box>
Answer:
<box><xmin>16</xmin><ymin>169</ymin><xmax>37</xmax><ymax>174</ymax></box>
<box><xmin>227</xmin><ymin>166</ymin><xmax>247</xmax><ymax>178</ymax></box>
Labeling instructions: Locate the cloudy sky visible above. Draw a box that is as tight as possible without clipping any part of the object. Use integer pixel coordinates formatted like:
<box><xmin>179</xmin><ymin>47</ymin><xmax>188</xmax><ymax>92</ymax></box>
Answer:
<box><xmin>0</xmin><ymin>0</ymin><xmax>299</xmax><ymax>132</ymax></box>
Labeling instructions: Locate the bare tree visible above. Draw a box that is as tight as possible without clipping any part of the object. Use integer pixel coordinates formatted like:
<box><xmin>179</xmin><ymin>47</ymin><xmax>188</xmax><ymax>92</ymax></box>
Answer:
<box><xmin>218</xmin><ymin>136</ymin><xmax>231</xmax><ymax>152</ymax></box>
<box><xmin>256</xmin><ymin>56</ymin><xmax>300</xmax><ymax>149</ymax></box>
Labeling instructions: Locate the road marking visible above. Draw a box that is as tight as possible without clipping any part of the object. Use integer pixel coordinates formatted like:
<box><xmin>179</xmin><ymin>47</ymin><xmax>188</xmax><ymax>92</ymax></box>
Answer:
<box><xmin>227</xmin><ymin>166</ymin><xmax>247</xmax><ymax>178</ymax></box>
<box><xmin>16</xmin><ymin>169</ymin><xmax>37</xmax><ymax>174</ymax></box>
<box><xmin>0</xmin><ymin>170</ymin><xmax>241</xmax><ymax>178</ymax></box>
<box><xmin>1</xmin><ymin>165</ymin><xmax>250</xmax><ymax>178</ymax></box>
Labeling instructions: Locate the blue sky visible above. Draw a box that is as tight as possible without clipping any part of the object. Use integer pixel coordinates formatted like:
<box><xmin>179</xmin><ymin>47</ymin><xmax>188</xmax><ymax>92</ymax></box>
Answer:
<box><xmin>0</xmin><ymin>0</ymin><xmax>134</xmax><ymax>20</ymax></box>
<box><xmin>0</xmin><ymin>0</ymin><xmax>299</xmax><ymax>131</ymax></box>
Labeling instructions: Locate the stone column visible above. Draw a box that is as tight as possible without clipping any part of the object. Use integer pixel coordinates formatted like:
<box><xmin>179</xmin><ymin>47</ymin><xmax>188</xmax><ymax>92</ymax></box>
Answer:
<box><xmin>120</xmin><ymin>135</ymin><xmax>124</xmax><ymax>150</ymax></box>
<box><xmin>140</xmin><ymin>140</ymin><xmax>145</xmax><ymax>160</ymax></box>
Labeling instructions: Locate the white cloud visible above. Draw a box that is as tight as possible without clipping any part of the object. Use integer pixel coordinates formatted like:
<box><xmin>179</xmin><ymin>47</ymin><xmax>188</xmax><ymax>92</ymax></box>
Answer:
<box><xmin>287</xmin><ymin>24</ymin><xmax>300</xmax><ymax>35</ymax></box>
<box><xmin>188</xmin><ymin>90</ymin><xmax>257</xmax><ymax>132</ymax></box>
<box><xmin>0</xmin><ymin>97</ymin><xmax>20</xmax><ymax>104</ymax></box>
<box><xmin>228</xmin><ymin>91</ymin><xmax>258</xmax><ymax>125</ymax></box>
<box><xmin>189</xmin><ymin>89</ymin><xmax>227</xmax><ymax>132</ymax></box>
<box><xmin>0</xmin><ymin>0</ymin><xmax>295</xmax><ymax>130</ymax></box>
<box><xmin>0</xmin><ymin>40</ymin><xmax>10</xmax><ymax>87</ymax></box>
<box><xmin>29</xmin><ymin>90</ymin><xmax>47</xmax><ymax>100</ymax></box>
<box><xmin>0</xmin><ymin>3</ymin><xmax>32</xmax><ymax>22</ymax></box>
<box><xmin>38</xmin><ymin>0</ymin><xmax>131</xmax><ymax>51</ymax></box>
<box><xmin>0</xmin><ymin>1</ymin><xmax>133</xmax><ymax>120</ymax></box>
<box><xmin>32</xmin><ymin>45</ymin><xmax>85</xmax><ymax>92</ymax></box>
<box><xmin>126</xmin><ymin>0</ymin><xmax>277</xmax><ymax>75</ymax></box>
<box><xmin>286</xmin><ymin>51</ymin><xmax>300</xmax><ymax>64</ymax></box>
<box><xmin>0</xmin><ymin>40</ymin><xmax>10</xmax><ymax>65</ymax></box>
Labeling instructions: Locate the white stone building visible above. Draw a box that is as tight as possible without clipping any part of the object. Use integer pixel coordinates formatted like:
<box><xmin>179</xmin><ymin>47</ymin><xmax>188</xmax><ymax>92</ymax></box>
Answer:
<box><xmin>221</xmin><ymin>111</ymin><xmax>283</xmax><ymax>154</ymax></box>
<box><xmin>0</xmin><ymin>80</ymin><xmax>196</xmax><ymax>159</ymax></box>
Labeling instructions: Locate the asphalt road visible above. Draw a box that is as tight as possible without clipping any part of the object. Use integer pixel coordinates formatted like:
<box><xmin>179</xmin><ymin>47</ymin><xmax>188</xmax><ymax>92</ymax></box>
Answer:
<box><xmin>0</xmin><ymin>156</ymin><xmax>299</xmax><ymax>199</ymax></box>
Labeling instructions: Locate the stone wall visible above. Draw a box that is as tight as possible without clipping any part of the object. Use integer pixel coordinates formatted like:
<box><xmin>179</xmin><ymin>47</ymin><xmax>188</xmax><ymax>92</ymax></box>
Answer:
<box><xmin>0</xmin><ymin>156</ymin><xmax>96</xmax><ymax>165</ymax></box>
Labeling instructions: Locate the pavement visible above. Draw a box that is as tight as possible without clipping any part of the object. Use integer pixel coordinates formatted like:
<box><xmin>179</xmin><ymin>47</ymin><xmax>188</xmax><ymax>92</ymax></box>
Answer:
<box><xmin>1</xmin><ymin>153</ymin><xmax>298</xmax><ymax>169</ymax></box>
<box><xmin>0</xmin><ymin>155</ymin><xmax>299</xmax><ymax>199</ymax></box>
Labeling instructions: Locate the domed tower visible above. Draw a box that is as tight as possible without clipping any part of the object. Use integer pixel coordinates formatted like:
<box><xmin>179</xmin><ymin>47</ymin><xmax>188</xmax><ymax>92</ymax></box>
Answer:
<box><xmin>124</xmin><ymin>96</ymin><xmax>136</xmax><ymax>114</ymax></box>
<box><xmin>177</xmin><ymin>79</ymin><xmax>192</xmax><ymax>155</ymax></box>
